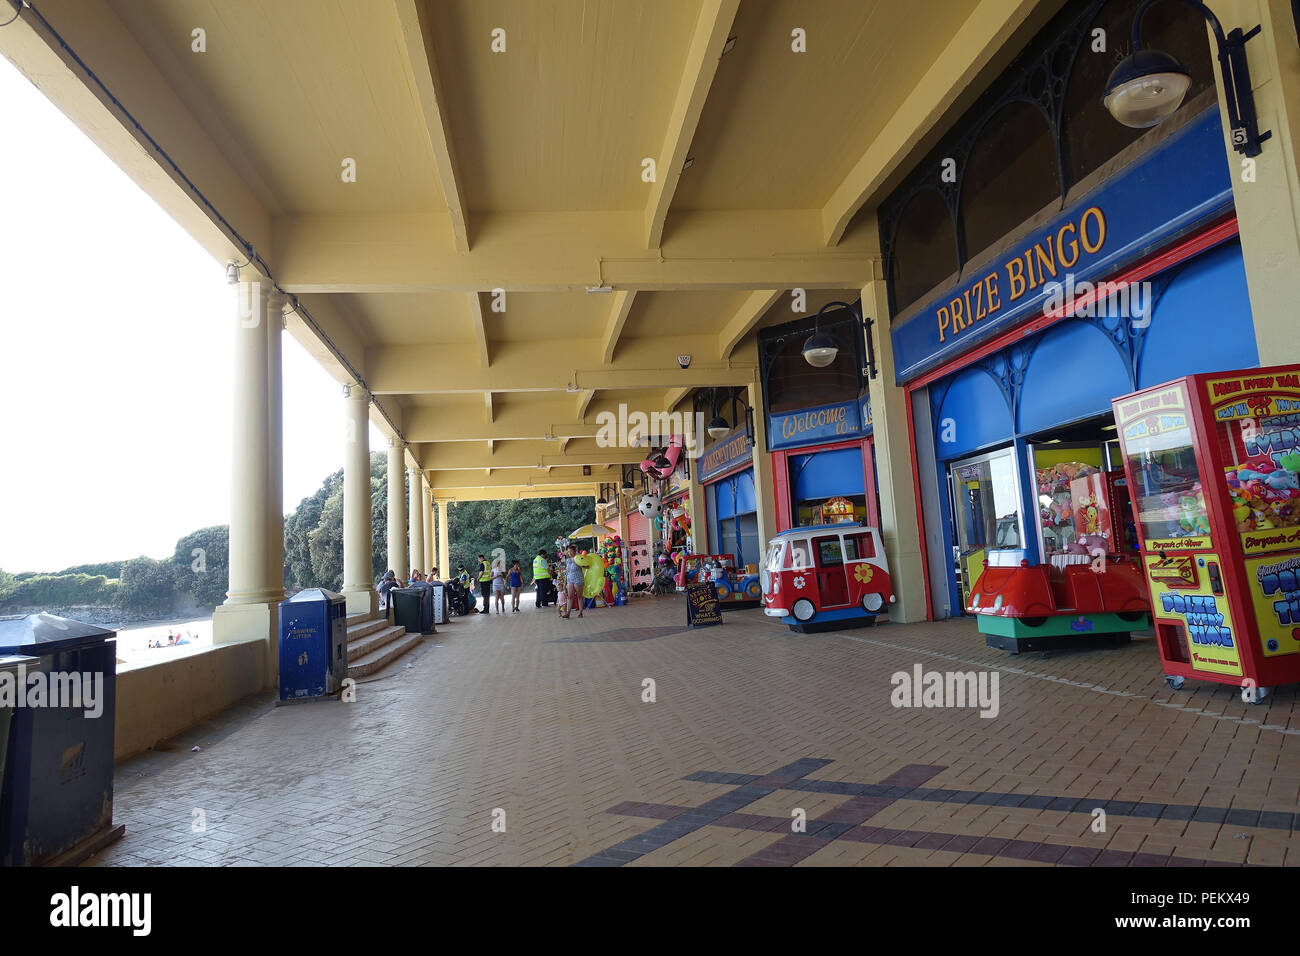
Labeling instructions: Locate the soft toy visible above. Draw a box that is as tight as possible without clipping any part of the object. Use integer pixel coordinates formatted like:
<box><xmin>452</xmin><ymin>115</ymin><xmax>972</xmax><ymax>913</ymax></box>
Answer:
<box><xmin>640</xmin><ymin>435</ymin><xmax>685</xmax><ymax>480</ymax></box>
<box><xmin>1077</xmin><ymin>533</ymin><xmax>1110</xmax><ymax>554</ymax></box>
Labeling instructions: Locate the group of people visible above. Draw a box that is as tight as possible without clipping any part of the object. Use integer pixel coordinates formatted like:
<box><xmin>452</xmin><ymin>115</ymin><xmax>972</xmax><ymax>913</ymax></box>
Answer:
<box><xmin>371</xmin><ymin>545</ymin><xmax>598</xmax><ymax>621</ymax></box>
<box><xmin>148</xmin><ymin>629</ymin><xmax>194</xmax><ymax>649</ymax></box>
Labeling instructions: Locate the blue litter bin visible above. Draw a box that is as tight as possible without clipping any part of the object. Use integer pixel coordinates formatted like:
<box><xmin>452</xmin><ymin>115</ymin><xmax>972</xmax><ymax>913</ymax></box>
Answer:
<box><xmin>279</xmin><ymin>588</ymin><xmax>348</xmax><ymax>700</ymax></box>
<box><xmin>0</xmin><ymin>613</ymin><xmax>121</xmax><ymax>866</ymax></box>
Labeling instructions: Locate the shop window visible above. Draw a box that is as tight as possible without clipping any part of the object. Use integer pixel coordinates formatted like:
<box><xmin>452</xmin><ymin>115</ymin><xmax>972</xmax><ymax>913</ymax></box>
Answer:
<box><xmin>960</xmin><ymin>101</ymin><xmax>1061</xmax><ymax>262</ymax></box>
<box><xmin>1061</xmin><ymin>0</ymin><xmax>1213</xmax><ymax>188</ymax></box>
<box><xmin>844</xmin><ymin>533</ymin><xmax>875</xmax><ymax>560</ymax></box>
<box><xmin>1124</xmin><ymin>420</ymin><xmax>1206</xmax><ymax>541</ymax></box>
<box><xmin>890</xmin><ymin>188</ymin><xmax>959</xmax><ymax>316</ymax></box>
<box><xmin>784</xmin><ymin>539</ymin><xmax>813</xmax><ymax>571</ymax></box>
<box><xmin>817</xmin><ymin>538</ymin><xmax>844</xmax><ymax>567</ymax></box>
<box><xmin>764</xmin><ymin>319</ymin><xmax>861</xmax><ymax>415</ymax></box>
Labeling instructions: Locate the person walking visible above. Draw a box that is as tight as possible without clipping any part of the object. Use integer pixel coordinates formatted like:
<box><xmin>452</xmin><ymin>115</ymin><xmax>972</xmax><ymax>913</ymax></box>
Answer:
<box><xmin>561</xmin><ymin>544</ymin><xmax>585</xmax><ymax>620</ymax></box>
<box><xmin>477</xmin><ymin>555</ymin><xmax>492</xmax><ymax>614</ymax></box>
<box><xmin>491</xmin><ymin>558</ymin><xmax>507</xmax><ymax>614</ymax></box>
<box><xmin>531</xmin><ymin>549</ymin><xmax>552</xmax><ymax>608</ymax></box>
<box><xmin>508</xmin><ymin>559</ymin><xmax>523</xmax><ymax>612</ymax></box>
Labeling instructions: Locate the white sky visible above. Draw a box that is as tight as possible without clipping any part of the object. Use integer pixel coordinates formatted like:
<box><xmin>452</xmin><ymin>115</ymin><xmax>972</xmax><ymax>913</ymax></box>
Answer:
<box><xmin>0</xmin><ymin>54</ymin><xmax>384</xmax><ymax>573</ymax></box>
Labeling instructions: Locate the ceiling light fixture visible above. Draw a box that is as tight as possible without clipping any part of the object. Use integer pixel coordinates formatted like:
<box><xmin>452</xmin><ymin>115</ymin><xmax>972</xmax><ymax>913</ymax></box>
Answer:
<box><xmin>802</xmin><ymin>301</ymin><xmax>857</xmax><ymax>368</ymax></box>
<box><xmin>721</xmin><ymin>35</ymin><xmax>737</xmax><ymax>56</ymax></box>
<box><xmin>585</xmin><ymin>285</ymin><xmax>614</xmax><ymax>293</ymax></box>
<box><xmin>682</xmin><ymin>156</ymin><xmax>695</xmax><ymax>172</ymax></box>
<box><xmin>1103</xmin><ymin>0</ymin><xmax>1269</xmax><ymax>156</ymax></box>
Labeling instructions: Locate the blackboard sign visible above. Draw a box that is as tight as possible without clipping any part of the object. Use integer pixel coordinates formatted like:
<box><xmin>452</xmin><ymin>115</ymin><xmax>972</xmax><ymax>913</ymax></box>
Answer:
<box><xmin>685</xmin><ymin>582</ymin><xmax>723</xmax><ymax>628</ymax></box>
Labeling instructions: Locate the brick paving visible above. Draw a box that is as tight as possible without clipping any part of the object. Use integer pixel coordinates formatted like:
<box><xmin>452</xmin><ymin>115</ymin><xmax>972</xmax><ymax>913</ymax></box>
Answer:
<box><xmin>85</xmin><ymin>595</ymin><xmax>1300</xmax><ymax>866</ymax></box>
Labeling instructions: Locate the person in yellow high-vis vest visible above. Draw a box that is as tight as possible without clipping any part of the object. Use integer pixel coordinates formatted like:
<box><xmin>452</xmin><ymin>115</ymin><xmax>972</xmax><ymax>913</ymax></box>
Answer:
<box><xmin>477</xmin><ymin>555</ymin><xmax>493</xmax><ymax>614</ymax></box>
<box><xmin>532</xmin><ymin>550</ymin><xmax>553</xmax><ymax>608</ymax></box>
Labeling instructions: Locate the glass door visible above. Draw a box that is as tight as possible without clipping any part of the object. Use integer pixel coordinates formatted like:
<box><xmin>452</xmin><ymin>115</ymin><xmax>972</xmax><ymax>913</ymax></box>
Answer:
<box><xmin>949</xmin><ymin>448</ymin><xmax>1023</xmax><ymax>607</ymax></box>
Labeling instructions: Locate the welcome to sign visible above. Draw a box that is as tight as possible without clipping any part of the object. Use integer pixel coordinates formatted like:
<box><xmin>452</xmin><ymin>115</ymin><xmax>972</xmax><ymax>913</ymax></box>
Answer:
<box><xmin>890</xmin><ymin>106</ymin><xmax>1233</xmax><ymax>384</ymax></box>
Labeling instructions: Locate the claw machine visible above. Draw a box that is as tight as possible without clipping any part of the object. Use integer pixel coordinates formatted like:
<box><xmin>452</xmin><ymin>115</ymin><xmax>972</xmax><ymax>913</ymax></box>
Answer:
<box><xmin>1113</xmin><ymin>363</ymin><xmax>1300</xmax><ymax>703</ymax></box>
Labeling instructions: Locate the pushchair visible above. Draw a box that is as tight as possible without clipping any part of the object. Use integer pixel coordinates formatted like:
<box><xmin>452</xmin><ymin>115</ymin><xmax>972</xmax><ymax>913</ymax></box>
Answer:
<box><xmin>444</xmin><ymin>579</ymin><xmax>472</xmax><ymax>617</ymax></box>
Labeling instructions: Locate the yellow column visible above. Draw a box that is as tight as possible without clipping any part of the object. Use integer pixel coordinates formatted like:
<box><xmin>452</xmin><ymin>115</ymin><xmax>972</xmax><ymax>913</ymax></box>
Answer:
<box><xmin>341</xmin><ymin>385</ymin><xmax>378</xmax><ymax>617</ymax></box>
<box><xmin>860</xmin><ymin>231</ymin><xmax>927</xmax><ymax>623</ymax></box>
<box><xmin>747</xmin><ymin>379</ymin><xmax>777</xmax><ymax>563</ymax></box>
<box><xmin>437</xmin><ymin>499</ymin><xmax>450</xmax><ymax>579</ymax></box>
<box><xmin>423</xmin><ymin>479</ymin><xmax>435</xmax><ymax>575</ymax></box>
<box><xmin>387</xmin><ymin>439</ymin><xmax>408</xmax><ymax>581</ymax></box>
<box><xmin>407</xmin><ymin>465</ymin><xmax>424</xmax><ymax>575</ymax></box>
<box><xmin>213</xmin><ymin>277</ymin><xmax>284</xmax><ymax>687</ymax></box>
<box><xmin>1213</xmin><ymin>0</ymin><xmax>1300</xmax><ymax>364</ymax></box>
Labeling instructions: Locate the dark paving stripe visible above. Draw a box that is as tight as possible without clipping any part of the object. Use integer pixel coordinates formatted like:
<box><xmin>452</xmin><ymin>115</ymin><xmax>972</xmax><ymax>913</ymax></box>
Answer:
<box><xmin>549</xmin><ymin>626</ymin><xmax>691</xmax><ymax>643</ymax></box>
<box><xmin>574</xmin><ymin>757</ymin><xmax>832</xmax><ymax>866</ymax></box>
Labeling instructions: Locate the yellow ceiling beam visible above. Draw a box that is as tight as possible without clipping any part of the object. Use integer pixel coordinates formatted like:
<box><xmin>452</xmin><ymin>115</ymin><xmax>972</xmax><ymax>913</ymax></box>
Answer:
<box><xmin>273</xmin><ymin>210</ymin><xmax>876</xmax><ymax>293</ymax></box>
<box><xmin>366</xmin><ymin>337</ymin><xmax>754</xmax><ymax>394</ymax></box>
<box><xmin>600</xmin><ymin>291</ymin><xmax>636</xmax><ymax>364</ymax></box>
<box><xmin>429</xmin><ymin>466</ymin><xmax>620</xmax><ymax>491</ymax></box>
<box><xmin>484</xmin><ymin>391</ymin><xmax>494</xmax><ymax>423</ymax></box>
<box><xmin>434</xmin><ymin>485</ymin><xmax>603</xmax><ymax>502</ymax></box>
<box><xmin>644</xmin><ymin>0</ymin><xmax>741</xmax><ymax>248</ymax></box>
<box><xmin>414</xmin><ymin>441</ymin><xmax>642</xmax><ymax>471</ymax></box>
<box><xmin>820</xmin><ymin>0</ymin><xmax>1040</xmax><ymax>246</ymax></box>
<box><xmin>469</xmin><ymin>292</ymin><xmax>490</xmax><ymax>366</ymax></box>
<box><xmin>393</xmin><ymin>0</ymin><xmax>470</xmax><ymax>252</ymax></box>
<box><xmin>717</xmin><ymin>289</ymin><xmax>783</xmax><ymax>359</ymax></box>
<box><xmin>577</xmin><ymin>388</ymin><xmax>596</xmax><ymax>419</ymax></box>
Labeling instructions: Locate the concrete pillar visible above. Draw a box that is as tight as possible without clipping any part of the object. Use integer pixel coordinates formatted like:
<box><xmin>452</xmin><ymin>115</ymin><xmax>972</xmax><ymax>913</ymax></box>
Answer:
<box><xmin>437</xmin><ymin>499</ymin><xmax>450</xmax><ymax>579</ymax></box>
<box><xmin>212</xmin><ymin>277</ymin><xmax>285</xmax><ymax>686</ymax></box>
<box><xmin>387</xmin><ymin>439</ymin><xmax>408</xmax><ymax>581</ymax></box>
<box><xmin>1213</xmin><ymin>0</ymin><xmax>1300</xmax><ymax>364</ymax></box>
<box><xmin>860</xmin><ymin>232</ymin><xmax>927</xmax><ymax>622</ymax></box>
<box><xmin>341</xmin><ymin>384</ymin><xmax>378</xmax><ymax>617</ymax></box>
<box><xmin>747</xmin><ymin>380</ymin><xmax>776</xmax><ymax>560</ymax></box>
<box><xmin>408</xmin><ymin>465</ymin><xmax>424</xmax><ymax>575</ymax></box>
<box><xmin>422</xmin><ymin>478</ymin><xmax>435</xmax><ymax>575</ymax></box>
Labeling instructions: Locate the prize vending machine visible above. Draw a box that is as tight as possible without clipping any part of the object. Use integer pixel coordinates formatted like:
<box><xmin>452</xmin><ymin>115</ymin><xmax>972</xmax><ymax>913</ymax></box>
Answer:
<box><xmin>1112</xmin><ymin>363</ymin><xmax>1300</xmax><ymax>702</ymax></box>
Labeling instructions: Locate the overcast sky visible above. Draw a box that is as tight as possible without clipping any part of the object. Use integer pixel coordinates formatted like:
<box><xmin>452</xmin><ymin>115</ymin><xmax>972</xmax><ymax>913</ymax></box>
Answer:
<box><xmin>0</xmin><ymin>54</ymin><xmax>384</xmax><ymax>573</ymax></box>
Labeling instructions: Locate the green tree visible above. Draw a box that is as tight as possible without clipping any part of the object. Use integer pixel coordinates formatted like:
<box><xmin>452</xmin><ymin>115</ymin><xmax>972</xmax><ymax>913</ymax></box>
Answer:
<box><xmin>116</xmin><ymin>556</ymin><xmax>178</xmax><ymax>614</ymax></box>
<box><xmin>299</xmin><ymin>453</ymin><xmax>389</xmax><ymax>589</ymax></box>
<box><xmin>171</xmin><ymin>525</ymin><xmax>230</xmax><ymax>610</ymax></box>
<box><xmin>446</xmin><ymin>497</ymin><xmax>594</xmax><ymax>579</ymax></box>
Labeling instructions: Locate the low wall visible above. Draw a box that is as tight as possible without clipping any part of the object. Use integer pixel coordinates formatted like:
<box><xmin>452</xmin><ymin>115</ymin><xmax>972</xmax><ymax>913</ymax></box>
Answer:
<box><xmin>114</xmin><ymin>638</ymin><xmax>266</xmax><ymax>761</ymax></box>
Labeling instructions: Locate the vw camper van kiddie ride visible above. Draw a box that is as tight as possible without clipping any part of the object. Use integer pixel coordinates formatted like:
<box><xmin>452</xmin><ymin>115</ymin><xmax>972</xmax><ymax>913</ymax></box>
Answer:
<box><xmin>761</xmin><ymin>525</ymin><xmax>893</xmax><ymax>632</ymax></box>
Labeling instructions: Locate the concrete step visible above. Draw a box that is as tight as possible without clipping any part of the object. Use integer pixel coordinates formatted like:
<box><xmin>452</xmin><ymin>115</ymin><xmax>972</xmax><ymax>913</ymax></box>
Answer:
<box><xmin>346</xmin><ymin>631</ymin><xmax>424</xmax><ymax>679</ymax></box>
<box><xmin>346</xmin><ymin>615</ymin><xmax>390</xmax><ymax>641</ymax></box>
<box><xmin>347</xmin><ymin>622</ymin><xmax>408</xmax><ymax>660</ymax></box>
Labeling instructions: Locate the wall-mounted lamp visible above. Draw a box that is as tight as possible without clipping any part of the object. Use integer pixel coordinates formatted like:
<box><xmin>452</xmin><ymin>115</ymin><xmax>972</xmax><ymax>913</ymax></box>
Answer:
<box><xmin>1103</xmin><ymin>0</ymin><xmax>1270</xmax><ymax>156</ymax></box>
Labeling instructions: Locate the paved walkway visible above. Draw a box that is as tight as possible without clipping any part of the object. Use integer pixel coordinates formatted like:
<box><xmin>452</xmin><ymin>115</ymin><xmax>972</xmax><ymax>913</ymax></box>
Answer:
<box><xmin>87</xmin><ymin>596</ymin><xmax>1300</xmax><ymax>866</ymax></box>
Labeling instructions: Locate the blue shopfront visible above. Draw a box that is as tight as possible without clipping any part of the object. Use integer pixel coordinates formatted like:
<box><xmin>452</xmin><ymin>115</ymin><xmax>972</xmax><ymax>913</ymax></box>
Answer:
<box><xmin>888</xmin><ymin>105</ymin><xmax>1258</xmax><ymax>619</ymax></box>
<box><xmin>699</xmin><ymin>429</ymin><xmax>759</xmax><ymax>570</ymax></box>
<box><xmin>758</xmin><ymin>309</ymin><xmax>879</xmax><ymax>537</ymax></box>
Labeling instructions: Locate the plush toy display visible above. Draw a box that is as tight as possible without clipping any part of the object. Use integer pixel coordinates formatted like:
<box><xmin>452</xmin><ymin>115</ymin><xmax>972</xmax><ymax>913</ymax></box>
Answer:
<box><xmin>1226</xmin><ymin>453</ymin><xmax>1300</xmax><ymax>533</ymax></box>
<box><xmin>601</xmin><ymin>535</ymin><xmax>626</xmax><ymax>606</ymax></box>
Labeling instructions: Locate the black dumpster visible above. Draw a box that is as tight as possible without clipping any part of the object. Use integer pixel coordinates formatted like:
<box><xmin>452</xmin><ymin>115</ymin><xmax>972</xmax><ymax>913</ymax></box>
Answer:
<box><xmin>0</xmin><ymin>613</ymin><xmax>124</xmax><ymax>866</ymax></box>
<box><xmin>391</xmin><ymin>587</ymin><xmax>436</xmax><ymax>634</ymax></box>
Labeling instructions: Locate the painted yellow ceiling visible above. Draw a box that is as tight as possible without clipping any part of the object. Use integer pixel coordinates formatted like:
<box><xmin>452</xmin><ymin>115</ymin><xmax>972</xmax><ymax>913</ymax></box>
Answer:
<box><xmin>671</xmin><ymin>0</ymin><xmax>981</xmax><ymax>210</ymax></box>
<box><xmin>344</xmin><ymin>292</ymin><xmax>478</xmax><ymax>346</ymax></box>
<box><xmin>423</xmin><ymin>0</ymin><xmax>704</xmax><ymax>211</ymax></box>
<box><xmin>107</xmin><ymin>0</ymin><xmax>446</xmax><ymax>214</ymax></box>
<box><xmin>620</xmin><ymin>289</ymin><xmax>753</xmax><ymax>339</ymax></box>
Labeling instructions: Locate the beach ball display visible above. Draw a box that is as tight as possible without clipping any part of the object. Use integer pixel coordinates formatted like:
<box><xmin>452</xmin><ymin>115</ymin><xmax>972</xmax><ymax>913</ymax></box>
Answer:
<box><xmin>638</xmin><ymin>493</ymin><xmax>662</xmax><ymax>518</ymax></box>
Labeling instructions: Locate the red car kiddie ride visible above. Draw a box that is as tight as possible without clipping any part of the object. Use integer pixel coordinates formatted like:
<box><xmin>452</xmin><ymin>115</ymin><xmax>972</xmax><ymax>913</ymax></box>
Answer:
<box><xmin>762</xmin><ymin>525</ymin><xmax>893</xmax><ymax>632</ymax></box>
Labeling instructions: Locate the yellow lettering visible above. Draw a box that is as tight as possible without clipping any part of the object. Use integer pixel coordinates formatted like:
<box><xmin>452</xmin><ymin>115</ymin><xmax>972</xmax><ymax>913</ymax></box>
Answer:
<box><xmin>1056</xmin><ymin>221</ymin><xmax>1079</xmax><ymax>268</ymax></box>
<box><xmin>937</xmin><ymin>306</ymin><xmax>950</xmax><ymax>342</ymax></box>
<box><xmin>1081</xmin><ymin>206</ymin><xmax>1106</xmax><ymax>254</ymax></box>
<box><xmin>1024</xmin><ymin>251</ymin><xmax>1038</xmax><ymax>291</ymax></box>
<box><xmin>972</xmin><ymin>278</ymin><xmax>986</xmax><ymax>321</ymax></box>
<box><xmin>985</xmin><ymin>274</ymin><xmax>1000</xmax><ymax>313</ymax></box>
<box><xmin>963</xmin><ymin>287</ymin><xmax>974</xmax><ymax>328</ymax></box>
<box><xmin>1006</xmin><ymin>258</ymin><xmax>1025</xmax><ymax>301</ymax></box>
<box><xmin>950</xmin><ymin>295</ymin><xmax>965</xmax><ymax>331</ymax></box>
<box><xmin>1033</xmin><ymin>240</ymin><xmax>1056</xmax><ymax>281</ymax></box>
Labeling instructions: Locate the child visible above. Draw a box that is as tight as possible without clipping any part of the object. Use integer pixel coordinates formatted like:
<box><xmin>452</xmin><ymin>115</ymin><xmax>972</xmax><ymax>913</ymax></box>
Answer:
<box><xmin>492</xmin><ymin>558</ymin><xmax>507</xmax><ymax>614</ymax></box>
<box><xmin>509</xmin><ymin>559</ymin><xmax>523</xmax><ymax>612</ymax></box>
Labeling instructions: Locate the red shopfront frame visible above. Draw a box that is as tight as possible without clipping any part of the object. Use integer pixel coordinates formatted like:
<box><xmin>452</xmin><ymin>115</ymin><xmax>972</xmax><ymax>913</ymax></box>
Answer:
<box><xmin>771</xmin><ymin>436</ymin><xmax>878</xmax><ymax>534</ymax></box>
<box><xmin>900</xmin><ymin>214</ymin><xmax>1241</xmax><ymax>622</ymax></box>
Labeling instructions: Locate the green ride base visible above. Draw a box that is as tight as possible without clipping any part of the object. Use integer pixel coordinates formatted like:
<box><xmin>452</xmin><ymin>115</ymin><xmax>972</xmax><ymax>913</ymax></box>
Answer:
<box><xmin>978</xmin><ymin>612</ymin><xmax>1141</xmax><ymax>654</ymax></box>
